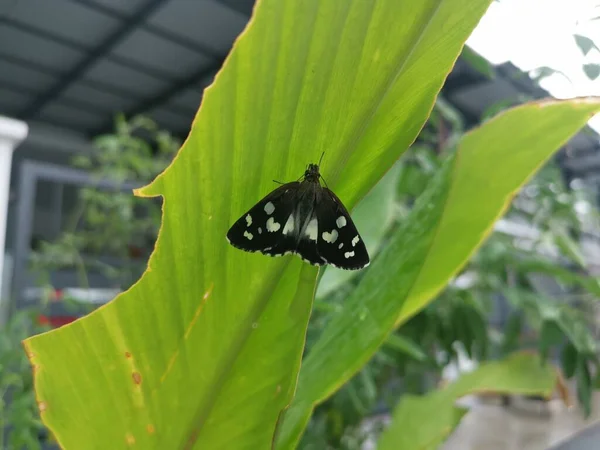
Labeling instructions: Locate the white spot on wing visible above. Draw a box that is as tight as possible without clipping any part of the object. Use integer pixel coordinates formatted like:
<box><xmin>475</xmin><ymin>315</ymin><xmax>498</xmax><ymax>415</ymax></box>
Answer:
<box><xmin>283</xmin><ymin>215</ymin><xmax>295</xmax><ymax>235</ymax></box>
<box><xmin>245</xmin><ymin>214</ymin><xmax>252</xmax><ymax>226</ymax></box>
<box><xmin>322</xmin><ymin>229</ymin><xmax>338</xmax><ymax>244</ymax></box>
<box><xmin>244</xmin><ymin>231</ymin><xmax>253</xmax><ymax>240</ymax></box>
<box><xmin>336</xmin><ymin>216</ymin><xmax>347</xmax><ymax>228</ymax></box>
<box><xmin>338</xmin><ymin>243</ymin><xmax>343</xmax><ymax>249</ymax></box>
<box><xmin>352</xmin><ymin>235</ymin><xmax>360</xmax><ymax>247</ymax></box>
<box><xmin>266</xmin><ymin>217</ymin><xmax>281</xmax><ymax>232</ymax></box>
<box><xmin>264</xmin><ymin>202</ymin><xmax>275</xmax><ymax>215</ymax></box>
<box><xmin>344</xmin><ymin>251</ymin><xmax>355</xmax><ymax>259</ymax></box>
<box><xmin>305</xmin><ymin>218</ymin><xmax>318</xmax><ymax>241</ymax></box>
<box><xmin>258</xmin><ymin>227</ymin><xmax>262</xmax><ymax>234</ymax></box>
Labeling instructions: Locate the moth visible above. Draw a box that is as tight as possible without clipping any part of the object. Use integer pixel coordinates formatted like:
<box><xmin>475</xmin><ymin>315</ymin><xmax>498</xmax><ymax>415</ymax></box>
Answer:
<box><xmin>226</xmin><ymin>159</ymin><xmax>370</xmax><ymax>270</ymax></box>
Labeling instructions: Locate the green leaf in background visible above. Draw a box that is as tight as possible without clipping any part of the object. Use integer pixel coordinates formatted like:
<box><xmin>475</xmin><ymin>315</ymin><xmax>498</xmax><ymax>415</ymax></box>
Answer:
<box><xmin>22</xmin><ymin>0</ymin><xmax>495</xmax><ymax>448</ymax></box>
<box><xmin>377</xmin><ymin>352</ymin><xmax>557</xmax><ymax>450</ymax></box>
<box><xmin>275</xmin><ymin>99</ymin><xmax>600</xmax><ymax>449</ymax></box>
<box><xmin>396</xmin><ymin>145</ymin><xmax>442</xmax><ymax>200</ymax></box>
<box><xmin>513</xmin><ymin>257</ymin><xmax>600</xmax><ymax>297</ymax></box>
<box><xmin>574</xmin><ymin>34</ymin><xmax>599</xmax><ymax>56</ymax></box>
<box><xmin>502</xmin><ymin>311</ymin><xmax>524</xmax><ymax>354</ymax></box>
<box><xmin>506</xmin><ymin>287</ymin><xmax>598</xmax><ymax>358</ymax></box>
<box><xmin>539</xmin><ymin>319</ymin><xmax>564</xmax><ymax>362</ymax></box>
<box><xmin>561</xmin><ymin>342</ymin><xmax>578</xmax><ymax>379</ymax></box>
<box><xmin>554</xmin><ymin>309</ymin><xmax>597</xmax><ymax>357</ymax></box>
<box><xmin>383</xmin><ymin>334</ymin><xmax>429</xmax><ymax>363</ymax></box>
<box><xmin>576</xmin><ymin>357</ymin><xmax>593</xmax><ymax>417</ymax></box>
<box><xmin>460</xmin><ymin>45</ymin><xmax>495</xmax><ymax>79</ymax></box>
<box><xmin>553</xmin><ymin>228</ymin><xmax>588</xmax><ymax>269</ymax></box>
<box><xmin>583</xmin><ymin>63</ymin><xmax>600</xmax><ymax>80</ymax></box>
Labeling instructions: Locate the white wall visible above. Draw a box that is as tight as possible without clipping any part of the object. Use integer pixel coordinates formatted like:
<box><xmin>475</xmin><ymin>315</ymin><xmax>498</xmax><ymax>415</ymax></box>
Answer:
<box><xmin>0</xmin><ymin>116</ymin><xmax>28</xmax><ymax>307</ymax></box>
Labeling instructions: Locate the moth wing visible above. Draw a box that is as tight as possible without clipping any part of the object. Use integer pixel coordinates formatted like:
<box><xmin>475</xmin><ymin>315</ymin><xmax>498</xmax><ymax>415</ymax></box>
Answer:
<box><xmin>226</xmin><ymin>182</ymin><xmax>300</xmax><ymax>253</ymax></box>
<box><xmin>314</xmin><ymin>188</ymin><xmax>369</xmax><ymax>270</ymax></box>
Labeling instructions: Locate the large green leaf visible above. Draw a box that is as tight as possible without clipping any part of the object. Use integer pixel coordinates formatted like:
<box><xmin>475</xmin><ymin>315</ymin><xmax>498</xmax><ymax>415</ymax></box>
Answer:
<box><xmin>23</xmin><ymin>0</ymin><xmax>493</xmax><ymax>448</ymax></box>
<box><xmin>377</xmin><ymin>352</ymin><xmax>557</xmax><ymax>450</ymax></box>
<box><xmin>275</xmin><ymin>99</ymin><xmax>600</xmax><ymax>449</ymax></box>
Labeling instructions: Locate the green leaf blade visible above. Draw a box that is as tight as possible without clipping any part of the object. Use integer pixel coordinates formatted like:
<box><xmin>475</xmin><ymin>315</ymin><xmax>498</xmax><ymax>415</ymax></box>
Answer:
<box><xmin>460</xmin><ymin>45</ymin><xmax>495</xmax><ymax>79</ymax></box>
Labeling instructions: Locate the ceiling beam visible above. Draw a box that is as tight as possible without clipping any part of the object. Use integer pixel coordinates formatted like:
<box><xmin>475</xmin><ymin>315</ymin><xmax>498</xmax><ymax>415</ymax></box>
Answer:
<box><xmin>72</xmin><ymin>0</ymin><xmax>224</xmax><ymax>59</ymax></box>
<box><xmin>2</xmin><ymin>15</ymin><xmax>177</xmax><ymax>83</ymax></box>
<box><xmin>17</xmin><ymin>0</ymin><xmax>169</xmax><ymax>120</ymax></box>
<box><xmin>90</xmin><ymin>61</ymin><xmax>223</xmax><ymax>136</ymax></box>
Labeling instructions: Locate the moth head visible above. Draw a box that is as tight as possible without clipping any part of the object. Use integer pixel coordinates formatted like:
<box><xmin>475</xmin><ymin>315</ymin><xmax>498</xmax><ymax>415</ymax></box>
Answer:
<box><xmin>304</xmin><ymin>163</ymin><xmax>321</xmax><ymax>182</ymax></box>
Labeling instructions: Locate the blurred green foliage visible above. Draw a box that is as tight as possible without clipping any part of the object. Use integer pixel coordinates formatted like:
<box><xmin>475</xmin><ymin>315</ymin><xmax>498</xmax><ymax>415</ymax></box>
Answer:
<box><xmin>0</xmin><ymin>309</ymin><xmax>49</xmax><ymax>450</ymax></box>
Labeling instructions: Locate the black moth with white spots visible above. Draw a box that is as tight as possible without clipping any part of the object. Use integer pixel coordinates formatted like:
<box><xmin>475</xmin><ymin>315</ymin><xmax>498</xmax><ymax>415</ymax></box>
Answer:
<box><xmin>226</xmin><ymin>163</ymin><xmax>370</xmax><ymax>270</ymax></box>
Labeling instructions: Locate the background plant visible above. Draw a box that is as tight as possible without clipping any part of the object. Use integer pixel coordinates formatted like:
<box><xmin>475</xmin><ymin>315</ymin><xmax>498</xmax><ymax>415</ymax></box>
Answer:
<box><xmin>0</xmin><ymin>309</ymin><xmax>48</xmax><ymax>450</ymax></box>
<box><xmin>30</xmin><ymin>115</ymin><xmax>179</xmax><ymax>294</ymax></box>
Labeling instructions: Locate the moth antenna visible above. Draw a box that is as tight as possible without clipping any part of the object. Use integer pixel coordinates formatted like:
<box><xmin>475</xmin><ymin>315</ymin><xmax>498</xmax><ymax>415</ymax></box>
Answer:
<box><xmin>318</xmin><ymin>151</ymin><xmax>325</xmax><ymax>166</ymax></box>
<box><xmin>320</xmin><ymin>174</ymin><xmax>330</xmax><ymax>189</ymax></box>
<box><xmin>273</xmin><ymin>179</ymin><xmax>285</xmax><ymax>185</ymax></box>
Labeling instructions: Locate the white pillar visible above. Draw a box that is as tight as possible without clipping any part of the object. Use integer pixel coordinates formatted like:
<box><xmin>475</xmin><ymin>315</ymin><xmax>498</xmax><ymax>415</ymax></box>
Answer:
<box><xmin>0</xmin><ymin>116</ymin><xmax>28</xmax><ymax>304</ymax></box>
